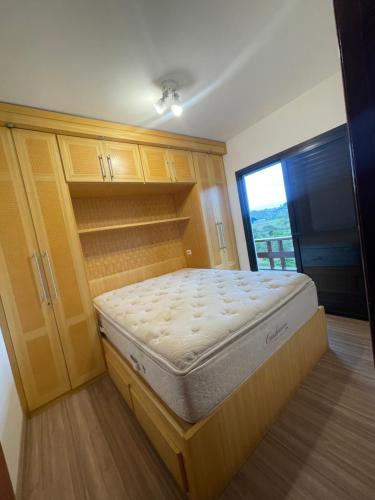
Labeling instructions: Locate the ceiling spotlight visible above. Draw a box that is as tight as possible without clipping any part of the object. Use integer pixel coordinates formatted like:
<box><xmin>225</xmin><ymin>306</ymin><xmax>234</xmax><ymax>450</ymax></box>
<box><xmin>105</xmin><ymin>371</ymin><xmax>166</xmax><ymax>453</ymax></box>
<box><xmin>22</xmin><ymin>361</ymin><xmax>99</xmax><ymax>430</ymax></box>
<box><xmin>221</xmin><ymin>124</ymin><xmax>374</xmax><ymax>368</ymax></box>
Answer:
<box><xmin>154</xmin><ymin>98</ymin><xmax>167</xmax><ymax>115</ymax></box>
<box><xmin>171</xmin><ymin>92</ymin><xmax>183</xmax><ymax>116</ymax></box>
<box><xmin>155</xmin><ymin>81</ymin><xmax>183</xmax><ymax>117</ymax></box>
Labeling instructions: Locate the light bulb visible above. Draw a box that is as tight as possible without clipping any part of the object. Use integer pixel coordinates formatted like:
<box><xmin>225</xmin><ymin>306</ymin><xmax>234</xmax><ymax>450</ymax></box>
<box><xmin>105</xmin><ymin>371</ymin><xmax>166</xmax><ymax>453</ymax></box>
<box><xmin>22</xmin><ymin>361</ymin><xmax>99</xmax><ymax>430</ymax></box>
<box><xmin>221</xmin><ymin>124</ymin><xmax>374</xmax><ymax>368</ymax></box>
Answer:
<box><xmin>171</xmin><ymin>103</ymin><xmax>183</xmax><ymax>117</ymax></box>
<box><xmin>171</xmin><ymin>91</ymin><xmax>183</xmax><ymax>116</ymax></box>
<box><xmin>154</xmin><ymin>98</ymin><xmax>166</xmax><ymax>115</ymax></box>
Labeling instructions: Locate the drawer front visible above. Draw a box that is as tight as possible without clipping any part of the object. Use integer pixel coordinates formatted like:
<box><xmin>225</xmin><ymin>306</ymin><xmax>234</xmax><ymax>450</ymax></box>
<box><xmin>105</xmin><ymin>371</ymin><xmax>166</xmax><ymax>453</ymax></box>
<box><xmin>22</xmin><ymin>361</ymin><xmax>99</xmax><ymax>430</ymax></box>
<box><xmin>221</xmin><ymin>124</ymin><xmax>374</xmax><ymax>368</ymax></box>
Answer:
<box><xmin>107</xmin><ymin>361</ymin><xmax>133</xmax><ymax>410</ymax></box>
<box><xmin>132</xmin><ymin>390</ymin><xmax>187</xmax><ymax>492</ymax></box>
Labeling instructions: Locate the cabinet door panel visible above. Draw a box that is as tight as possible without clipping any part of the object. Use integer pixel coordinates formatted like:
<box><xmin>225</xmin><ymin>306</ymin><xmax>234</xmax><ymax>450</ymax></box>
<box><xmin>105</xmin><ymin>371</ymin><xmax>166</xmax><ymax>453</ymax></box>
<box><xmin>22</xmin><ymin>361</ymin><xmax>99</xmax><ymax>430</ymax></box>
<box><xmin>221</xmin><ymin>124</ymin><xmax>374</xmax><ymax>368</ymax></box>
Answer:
<box><xmin>169</xmin><ymin>150</ymin><xmax>196</xmax><ymax>182</ymax></box>
<box><xmin>139</xmin><ymin>146</ymin><xmax>172</xmax><ymax>182</ymax></box>
<box><xmin>209</xmin><ymin>155</ymin><xmax>239</xmax><ymax>269</ymax></box>
<box><xmin>195</xmin><ymin>153</ymin><xmax>223</xmax><ymax>268</ymax></box>
<box><xmin>104</xmin><ymin>142</ymin><xmax>144</xmax><ymax>182</ymax></box>
<box><xmin>13</xmin><ymin>130</ymin><xmax>105</xmax><ymax>388</ymax></box>
<box><xmin>58</xmin><ymin>135</ymin><xmax>107</xmax><ymax>182</ymax></box>
<box><xmin>195</xmin><ymin>153</ymin><xmax>239</xmax><ymax>269</ymax></box>
<box><xmin>0</xmin><ymin>128</ymin><xmax>70</xmax><ymax>410</ymax></box>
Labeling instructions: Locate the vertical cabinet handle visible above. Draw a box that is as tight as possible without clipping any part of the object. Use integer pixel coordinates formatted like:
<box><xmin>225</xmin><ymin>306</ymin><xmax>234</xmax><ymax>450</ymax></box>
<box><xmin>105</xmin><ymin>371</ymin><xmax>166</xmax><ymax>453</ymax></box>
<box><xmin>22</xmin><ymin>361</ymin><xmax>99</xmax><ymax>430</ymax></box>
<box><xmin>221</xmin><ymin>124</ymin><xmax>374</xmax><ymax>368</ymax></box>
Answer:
<box><xmin>107</xmin><ymin>155</ymin><xmax>114</xmax><ymax>180</ymax></box>
<box><xmin>215</xmin><ymin>222</ymin><xmax>227</xmax><ymax>250</ymax></box>
<box><xmin>219</xmin><ymin>222</ymin><xmax>227</xmax><ymax>249</ymax></box>
<box><xmin>216</xmin><ymin>222</ymin><xmax>224</xmax><ymax>250</ymax></box>
<box><xmin>98</xmin><ymin>155</ymin><xmax>106</xmax><ymax>180</ymax></box>
<box><xmin>31</xmin><ymin>252</ymin><xmax>51</xmax><ymax>305</ymax></box>
<box><xmin>43</xmin><ymin>250</ymin><xmax>59</xmax><ymax>300</ymax></box>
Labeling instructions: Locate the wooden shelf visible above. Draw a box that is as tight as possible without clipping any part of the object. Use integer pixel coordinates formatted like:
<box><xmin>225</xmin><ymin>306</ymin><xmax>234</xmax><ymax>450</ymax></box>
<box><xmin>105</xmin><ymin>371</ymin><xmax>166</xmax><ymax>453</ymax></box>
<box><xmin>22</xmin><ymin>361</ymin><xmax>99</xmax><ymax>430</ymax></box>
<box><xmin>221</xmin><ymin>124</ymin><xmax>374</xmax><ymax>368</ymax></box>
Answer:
<box><xmin>78</xmin><ymin>216</ymin><xmax>190</xmax><ymax>235</ymax></box>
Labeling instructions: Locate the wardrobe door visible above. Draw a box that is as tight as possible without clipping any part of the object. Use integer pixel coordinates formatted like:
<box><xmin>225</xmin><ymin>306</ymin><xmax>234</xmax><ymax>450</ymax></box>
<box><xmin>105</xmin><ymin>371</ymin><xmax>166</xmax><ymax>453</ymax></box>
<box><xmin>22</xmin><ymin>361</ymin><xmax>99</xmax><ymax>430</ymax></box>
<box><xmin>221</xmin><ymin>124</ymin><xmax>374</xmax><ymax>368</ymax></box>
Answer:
<box><xmin>139</xmin><ymin>146</ymin><xmax>172</xmax><ymax>182</ymax></box>
<box><xmin>195</xmin><ymin>153</ymin><xmax>239</xmax><ymax>269</ymax></box>
<box><xmin>195</xmin><ymin>153</ymin><xmax>224</xmax><ymax>268</ymax></box>
<box><xmin>104</xmin><ymin>141</ymin><xmax>144</xmax><ymax>182</ymax></box>
<box><xmin>168</xmin><ymin>149</ymin><xmax>196</xmax><ymax>182</ymax></box>
<box><xmin>13</xmin><ymin>130</ymin><xmax>105</xmax><ymax>388</ymax></box>
<box><xmin>58</xmin><ymin>135</ymin><xmax>108</xmax><ymax>182</ymax></box>
<box><xmin>208</xmin><ymin>155</ymin><xmax>238</xmax><ymax>269</ymax></box>
<box><xmin>0</xmin><ymin>128</ymin><xmax>70</xmax><ymax>410</ymax></box>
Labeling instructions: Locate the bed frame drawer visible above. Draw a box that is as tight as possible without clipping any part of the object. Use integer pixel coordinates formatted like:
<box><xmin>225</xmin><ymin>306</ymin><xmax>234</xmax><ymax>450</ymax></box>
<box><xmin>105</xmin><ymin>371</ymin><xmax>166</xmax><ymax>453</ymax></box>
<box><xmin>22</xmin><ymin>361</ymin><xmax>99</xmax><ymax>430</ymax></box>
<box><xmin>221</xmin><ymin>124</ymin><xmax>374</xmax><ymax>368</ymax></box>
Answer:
<box><xmin>107</xmin><ymin>363</ymin><xmax>133</xmax><ymax>410</ymax></box>
<box><xmin>132</xmin><ymin>390</ymin><xmax>188</xmax><ymax>492</ymax></box>
<box><xmin>103</xmin><ymin>339</ymin><xmax>134</xmax><ymax>410</ymax></box>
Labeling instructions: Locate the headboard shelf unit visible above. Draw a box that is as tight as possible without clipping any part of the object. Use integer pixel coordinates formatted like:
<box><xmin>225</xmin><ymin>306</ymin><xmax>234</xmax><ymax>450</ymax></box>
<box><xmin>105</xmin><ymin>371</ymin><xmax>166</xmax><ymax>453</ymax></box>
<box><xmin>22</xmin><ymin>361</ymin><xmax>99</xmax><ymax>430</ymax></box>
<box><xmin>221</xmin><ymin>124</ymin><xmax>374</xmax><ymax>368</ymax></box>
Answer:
<box><xmin>70</xmin><ymin>183</ymin><xmax>211</xmax><ymax>296</ymax></box>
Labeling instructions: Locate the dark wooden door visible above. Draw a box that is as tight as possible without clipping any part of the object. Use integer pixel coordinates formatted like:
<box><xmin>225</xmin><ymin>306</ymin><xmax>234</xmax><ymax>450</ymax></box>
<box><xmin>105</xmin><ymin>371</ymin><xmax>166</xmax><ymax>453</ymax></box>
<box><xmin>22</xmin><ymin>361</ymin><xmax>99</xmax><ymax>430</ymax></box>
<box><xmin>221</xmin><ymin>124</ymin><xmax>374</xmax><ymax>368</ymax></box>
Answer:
<box><xmin>334</xmin><ymin>0</ymin><xmax>375</xmax><ymax>358</ymax></box>
<box><xmin>0</xmin><ymin>442</ymin><xmax>15</xmax><ymax>500</ymax></box>
<box><xmin>284</xmin><ymin>128</ymin><xmax>367</xmax><ymax>319</ymax></box>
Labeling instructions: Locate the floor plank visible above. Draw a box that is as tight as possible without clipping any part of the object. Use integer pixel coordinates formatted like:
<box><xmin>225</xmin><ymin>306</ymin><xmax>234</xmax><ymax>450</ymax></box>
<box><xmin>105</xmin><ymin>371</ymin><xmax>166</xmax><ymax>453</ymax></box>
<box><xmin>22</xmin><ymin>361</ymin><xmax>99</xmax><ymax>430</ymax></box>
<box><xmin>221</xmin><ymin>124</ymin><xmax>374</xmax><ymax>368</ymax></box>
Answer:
<box><xmin>22</xmin><ymin>315</ymin><xmax>375</xmax><ymax>500</ymax></box>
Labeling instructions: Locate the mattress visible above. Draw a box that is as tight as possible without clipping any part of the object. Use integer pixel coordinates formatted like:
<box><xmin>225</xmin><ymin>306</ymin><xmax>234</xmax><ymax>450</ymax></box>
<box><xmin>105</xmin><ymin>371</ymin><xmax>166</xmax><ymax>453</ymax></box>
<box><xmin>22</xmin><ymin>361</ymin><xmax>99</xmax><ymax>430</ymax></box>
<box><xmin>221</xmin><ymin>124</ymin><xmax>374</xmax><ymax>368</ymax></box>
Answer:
<box><xmin>94</xmin><ymin>268</ymin><xmax>318</xmax><ymax>422</ymax></box>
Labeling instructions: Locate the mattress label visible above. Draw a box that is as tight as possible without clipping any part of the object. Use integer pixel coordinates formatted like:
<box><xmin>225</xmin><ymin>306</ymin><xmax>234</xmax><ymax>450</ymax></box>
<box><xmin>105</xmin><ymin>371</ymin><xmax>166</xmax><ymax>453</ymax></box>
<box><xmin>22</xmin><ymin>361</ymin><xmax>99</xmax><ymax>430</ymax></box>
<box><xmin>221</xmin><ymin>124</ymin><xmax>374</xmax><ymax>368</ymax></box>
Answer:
<box><xmin>266</xmin><ymin>322</ymin><xmax>288</xmax><ymax>344</ymax></box>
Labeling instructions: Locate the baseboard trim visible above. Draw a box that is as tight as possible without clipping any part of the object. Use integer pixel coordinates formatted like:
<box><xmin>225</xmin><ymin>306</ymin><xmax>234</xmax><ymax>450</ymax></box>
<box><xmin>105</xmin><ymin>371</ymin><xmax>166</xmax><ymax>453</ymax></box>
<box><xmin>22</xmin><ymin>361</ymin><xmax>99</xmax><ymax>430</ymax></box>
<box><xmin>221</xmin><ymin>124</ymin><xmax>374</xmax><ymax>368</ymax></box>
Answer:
<box><xmin>16</xmin><ymin>413</ymin><xmax>27</xmax><ymax>500</ymax></box>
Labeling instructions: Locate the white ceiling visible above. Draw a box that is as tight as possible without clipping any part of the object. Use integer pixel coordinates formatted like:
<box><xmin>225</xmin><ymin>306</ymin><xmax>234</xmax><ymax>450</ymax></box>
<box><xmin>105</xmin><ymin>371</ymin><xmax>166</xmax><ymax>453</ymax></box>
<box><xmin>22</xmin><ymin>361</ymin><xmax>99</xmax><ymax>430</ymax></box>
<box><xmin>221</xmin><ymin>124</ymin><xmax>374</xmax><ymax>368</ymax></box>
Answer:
<box><xmin>0</xmin><ymin>0</ymin><xmax>340</xmax><ymax>141</ymax></box>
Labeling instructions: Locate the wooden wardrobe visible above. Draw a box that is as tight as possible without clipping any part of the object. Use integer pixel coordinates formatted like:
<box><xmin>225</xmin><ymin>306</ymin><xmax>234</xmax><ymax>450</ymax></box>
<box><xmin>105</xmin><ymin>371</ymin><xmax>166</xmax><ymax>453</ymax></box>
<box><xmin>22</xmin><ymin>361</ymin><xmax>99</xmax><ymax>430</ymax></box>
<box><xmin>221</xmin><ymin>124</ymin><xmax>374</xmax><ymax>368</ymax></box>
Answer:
<box><xmin>0</xmin><ymin>128</ymin><xmax>104</xmax><ymax>411</ymax></box>
<box><xmin>0</xmin><ymin>103</ymin><xmax>238</xmax><ymax>412</ymax></box>
<box><xmin>195</xmin><ymin>153</ymin><xmax>238</xmax><ymax>269</ymax></box>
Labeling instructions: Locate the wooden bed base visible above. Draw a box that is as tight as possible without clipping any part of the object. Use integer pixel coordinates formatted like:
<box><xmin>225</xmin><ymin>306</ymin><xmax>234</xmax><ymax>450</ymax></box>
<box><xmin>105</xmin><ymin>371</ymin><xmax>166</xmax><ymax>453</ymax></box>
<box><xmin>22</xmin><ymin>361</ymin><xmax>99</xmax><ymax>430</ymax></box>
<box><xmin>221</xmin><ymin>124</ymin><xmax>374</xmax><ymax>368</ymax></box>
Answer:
<box><xmin>102</xmin><ymin>306</ymin><xmax>328</xmax><ymax>500</ymax></box>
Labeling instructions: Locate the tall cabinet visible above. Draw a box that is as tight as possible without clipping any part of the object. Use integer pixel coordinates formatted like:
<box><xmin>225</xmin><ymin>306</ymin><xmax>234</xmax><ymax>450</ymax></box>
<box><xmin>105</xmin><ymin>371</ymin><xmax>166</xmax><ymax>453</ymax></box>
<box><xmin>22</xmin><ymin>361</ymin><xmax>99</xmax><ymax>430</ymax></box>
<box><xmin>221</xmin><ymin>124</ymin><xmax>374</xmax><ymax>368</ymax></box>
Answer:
<box><xmin>195</xmin><ymin>153</ymin><xmax>239</xmax><ymax>269</ymax></box>
<box><xmin>0</xmin><ymin>128</ymin><xmax>105</xmax><ymax>411</ymax></box>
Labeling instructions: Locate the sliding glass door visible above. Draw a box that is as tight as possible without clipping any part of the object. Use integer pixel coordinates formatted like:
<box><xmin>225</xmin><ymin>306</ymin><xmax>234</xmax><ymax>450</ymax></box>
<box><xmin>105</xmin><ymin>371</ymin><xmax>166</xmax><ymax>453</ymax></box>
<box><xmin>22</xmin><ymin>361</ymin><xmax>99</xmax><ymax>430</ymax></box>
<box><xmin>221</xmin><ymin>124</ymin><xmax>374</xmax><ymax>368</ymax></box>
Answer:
<box><xmin>237</xmin><ymin>125</ymin><xmax>367</xmax><ymax>319</ymax></box>
<box><xmin>244</xmin><ymin>163</ymin><xmax>297</xmax><ymax>271</ymax></box>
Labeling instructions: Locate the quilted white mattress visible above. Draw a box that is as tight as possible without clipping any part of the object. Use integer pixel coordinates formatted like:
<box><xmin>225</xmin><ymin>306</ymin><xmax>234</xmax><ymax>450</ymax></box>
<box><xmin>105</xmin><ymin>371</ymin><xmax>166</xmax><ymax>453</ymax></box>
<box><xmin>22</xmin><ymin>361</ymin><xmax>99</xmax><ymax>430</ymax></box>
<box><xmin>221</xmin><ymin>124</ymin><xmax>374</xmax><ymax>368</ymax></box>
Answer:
<box><xmin>94</xmin><ymin>268</ymin><xmax>318</xmax><ymax>422</ymax></box>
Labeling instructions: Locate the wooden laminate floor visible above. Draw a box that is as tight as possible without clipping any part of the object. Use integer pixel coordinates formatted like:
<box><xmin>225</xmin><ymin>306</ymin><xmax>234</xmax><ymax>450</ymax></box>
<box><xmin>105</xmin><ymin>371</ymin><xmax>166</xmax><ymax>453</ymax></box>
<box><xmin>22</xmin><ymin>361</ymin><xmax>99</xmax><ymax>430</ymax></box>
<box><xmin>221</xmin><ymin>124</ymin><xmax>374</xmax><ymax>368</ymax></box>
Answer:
<box><xmin>22</xmin><ymin>316</ymin><xmax>375</xmax><ymax>500</ymax></box>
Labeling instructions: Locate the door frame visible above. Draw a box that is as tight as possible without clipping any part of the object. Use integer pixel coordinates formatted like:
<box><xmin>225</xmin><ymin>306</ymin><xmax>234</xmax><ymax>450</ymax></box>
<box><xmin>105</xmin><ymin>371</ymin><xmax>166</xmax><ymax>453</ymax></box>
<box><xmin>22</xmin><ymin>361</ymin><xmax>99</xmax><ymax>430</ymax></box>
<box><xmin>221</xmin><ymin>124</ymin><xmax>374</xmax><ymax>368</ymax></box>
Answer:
<box><xmin>0</xmin><ymin>442</ymin><xmax>15</xmax><ymax>500</ymax></box>
<box><xmin>334</xmin><ymin>0</ymin><xmax>375</xmax><ymax>361</ymax></box>
<box><xmin>236</xmin><ymin>124</ymin><xmax>348</xmax><ymax>270</ymax></box>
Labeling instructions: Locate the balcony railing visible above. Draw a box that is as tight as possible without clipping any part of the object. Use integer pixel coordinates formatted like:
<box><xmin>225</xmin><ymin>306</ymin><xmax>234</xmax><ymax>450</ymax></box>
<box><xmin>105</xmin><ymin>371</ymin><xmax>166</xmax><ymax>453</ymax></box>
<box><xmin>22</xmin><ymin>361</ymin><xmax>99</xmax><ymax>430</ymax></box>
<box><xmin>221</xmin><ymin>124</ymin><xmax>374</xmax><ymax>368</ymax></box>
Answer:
<box><xmin>254</xmin><ymin>236</ymin><xmax>296</xmax><ymax>270</ymax></box>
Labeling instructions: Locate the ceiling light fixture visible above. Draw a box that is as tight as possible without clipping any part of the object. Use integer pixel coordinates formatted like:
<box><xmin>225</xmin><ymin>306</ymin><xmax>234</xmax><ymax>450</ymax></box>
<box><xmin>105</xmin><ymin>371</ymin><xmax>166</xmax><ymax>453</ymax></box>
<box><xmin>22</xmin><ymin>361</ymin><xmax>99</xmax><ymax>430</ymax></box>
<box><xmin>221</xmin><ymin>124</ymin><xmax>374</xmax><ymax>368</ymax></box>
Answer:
<box><xmin>154</xmin><ymin>81</ymin><xmax>183</xmax><ymax>116</ymax></box>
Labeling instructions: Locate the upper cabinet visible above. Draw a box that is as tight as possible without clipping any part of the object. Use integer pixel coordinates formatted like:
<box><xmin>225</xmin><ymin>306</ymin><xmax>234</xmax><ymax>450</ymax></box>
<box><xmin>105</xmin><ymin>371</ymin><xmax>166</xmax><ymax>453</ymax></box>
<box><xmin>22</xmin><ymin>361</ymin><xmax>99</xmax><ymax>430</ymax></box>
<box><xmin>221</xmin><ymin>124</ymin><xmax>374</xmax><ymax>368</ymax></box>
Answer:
<box><xmin>59</xmin><ymin>136</ymin><xmax>196</xmax><ymax>185</ymax></box>
<box><xmin>58</xmin><ymin>135</ymin><xmax>144</xmax><ymax>183</ymax></box>
<box><xmin>140</xmin><ymin>146</ymin><xmax>172</xmax><ymax>183</ymax></box>
<box><xmin>139</xmin><ymin>146</ymin><xmax>196</xmax><ymax>183</ymax></box>
<box><xmin>58</xmin><ymin>136</ymin><xmax>106</xmax><ymax>182</ymax></box>
<box><xmin>103</xmin><ymin>141</ymin><xmax>144</xmax><ymax>183</ymax></box>
<box><xmin>169</xmin><ymin>149</ymin><xmax>195</xmax><ymax>182</ymax></box>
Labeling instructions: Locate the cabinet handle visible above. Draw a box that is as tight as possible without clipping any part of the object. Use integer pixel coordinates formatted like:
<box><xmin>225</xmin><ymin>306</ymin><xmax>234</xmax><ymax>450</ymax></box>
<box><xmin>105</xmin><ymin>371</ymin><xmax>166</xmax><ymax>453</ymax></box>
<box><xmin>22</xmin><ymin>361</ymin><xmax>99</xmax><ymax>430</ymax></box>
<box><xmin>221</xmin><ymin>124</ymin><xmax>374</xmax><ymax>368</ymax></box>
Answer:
<box><xmin>216</xmin><ymin>222</ymin><xmax>224</xmax><ymax>250</ymax></box>
<box><xmin>216</xmin><ymin>222</ymin><xmax>227</xmax><ymax>250</ymax></box>
<box><xmin>107</xmin><ymin>155</ymin><xmax>114</xmax><ymax>180</ymax></box>
<box><xmin>31</xmin><ymin>252</ymin><xmax>51</xmax><ymax>305</ymax></box>
<box><xmin>43</xmin><ymin>250</ymin><xmax>59</xmax><ymax>300</ymax></box>
<box><xmin>98</xmin><ymin>155</ymin><xmax>106</xmax><ymax>179</ymax></box>
<box><xmin>219</xmin><ymin>222</ymin><xmax>227</xmax><ymax>249</ymax></box>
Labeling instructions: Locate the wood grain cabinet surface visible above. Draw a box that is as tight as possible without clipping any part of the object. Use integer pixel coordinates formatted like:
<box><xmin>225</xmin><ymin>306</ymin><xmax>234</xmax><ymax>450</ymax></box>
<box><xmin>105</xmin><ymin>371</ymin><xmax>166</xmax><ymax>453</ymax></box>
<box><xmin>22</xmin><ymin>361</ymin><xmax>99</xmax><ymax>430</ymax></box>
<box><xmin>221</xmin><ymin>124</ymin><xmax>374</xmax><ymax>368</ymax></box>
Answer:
<box><xmin>59</xmin><ymin>135</ymin><xmax>145</xmax><ymax>184</ymax></box>
<box><xmin>139</xmin><ymin>145</ymin><xmax>172</xmax><ymax>183</ymax></box>
<box><xmin>59</xmin><ymin>136</ymin><xmax>196</xmax><ymax>185</ymax></box>
<box><xmin>58</xmin><ymin>135</ymin><xmax>106</xmax><ymax>182</ymax></box>
<box><xmin>140</xmin><ymin>145</ymin><xmax>196</xmax><ymax>183</ymax></box>
<box><xmin>0</xmin><ymin>128</ymin><xmax>105</xmax><ymax>411</ymax></box>
<box><xmin>103</xmin><ymin>141</ymin><xmax>144</xmax><ymax>182</ymax></box>
<box><xmin>168</xmin><ymin>149</ymin><xmax>196</xmax><ymax>182</ymax></box>
<box><xmin>195</xmin><ymin>153</ymin><xmax>239</xmax><ymax>269</ymax></box>
<box><xmin>0</xmin><ymin>128</ymin><xmax>71</xmax><ymax>410</ymax></box>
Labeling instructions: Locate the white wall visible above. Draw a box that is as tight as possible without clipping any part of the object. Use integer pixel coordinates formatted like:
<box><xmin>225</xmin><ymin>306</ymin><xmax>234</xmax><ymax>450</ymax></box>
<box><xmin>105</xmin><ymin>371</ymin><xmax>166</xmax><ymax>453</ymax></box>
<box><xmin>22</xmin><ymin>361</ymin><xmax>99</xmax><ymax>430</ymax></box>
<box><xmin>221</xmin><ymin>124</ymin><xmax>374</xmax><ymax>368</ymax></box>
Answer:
<box><xmin>0</xmin><ymin>328</ymin><xmax>24</xmax><ymax>493</ymax></box>
<box><xmin>224</xmin><ymin>72</ymin><xmax>347</xmax><ymax>269</ymax></box>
